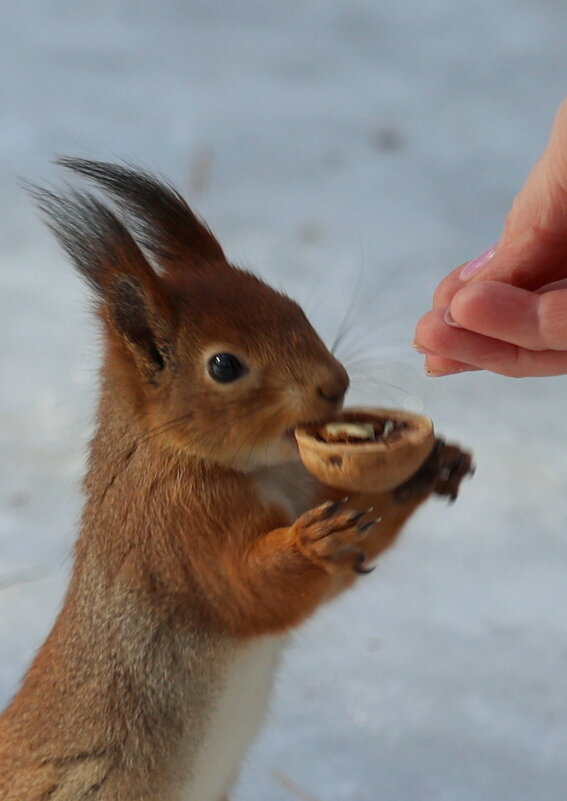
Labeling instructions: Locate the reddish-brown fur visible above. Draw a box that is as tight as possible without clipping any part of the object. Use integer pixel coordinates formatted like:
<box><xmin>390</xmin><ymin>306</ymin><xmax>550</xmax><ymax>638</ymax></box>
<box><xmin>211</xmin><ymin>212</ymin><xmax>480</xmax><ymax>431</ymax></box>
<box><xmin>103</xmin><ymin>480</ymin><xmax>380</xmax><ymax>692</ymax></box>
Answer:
<box><xmin>0</xmin><ymin>161</ymin><xmax>471</xmax><ymax>800</ymax></box>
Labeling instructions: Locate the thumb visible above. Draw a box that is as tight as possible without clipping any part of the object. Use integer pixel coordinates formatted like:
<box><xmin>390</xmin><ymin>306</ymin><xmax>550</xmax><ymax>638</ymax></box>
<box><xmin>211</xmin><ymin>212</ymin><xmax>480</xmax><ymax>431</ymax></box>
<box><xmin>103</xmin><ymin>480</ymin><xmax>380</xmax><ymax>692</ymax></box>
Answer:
<box><xmin>462</xmin><ymin>100</ymin><xmax>567</xmax><ymax>291</ymax></box>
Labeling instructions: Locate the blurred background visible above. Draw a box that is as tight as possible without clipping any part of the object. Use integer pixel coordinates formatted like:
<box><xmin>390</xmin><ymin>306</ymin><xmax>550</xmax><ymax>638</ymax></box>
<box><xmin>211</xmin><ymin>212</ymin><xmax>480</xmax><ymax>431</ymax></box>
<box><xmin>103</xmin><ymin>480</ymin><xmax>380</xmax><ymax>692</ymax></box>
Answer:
<box><xmin>2</xmin><ymin>1</ymin><xmax>567</xmax><ymax>799</ymax></box>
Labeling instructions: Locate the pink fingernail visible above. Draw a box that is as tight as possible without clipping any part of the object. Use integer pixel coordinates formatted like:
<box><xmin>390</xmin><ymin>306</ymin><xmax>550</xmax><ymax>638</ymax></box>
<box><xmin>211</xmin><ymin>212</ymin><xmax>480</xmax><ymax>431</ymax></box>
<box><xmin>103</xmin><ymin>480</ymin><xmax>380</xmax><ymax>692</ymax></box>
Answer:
<box><xmin>424</xmin><ymin>364</ymin><xmax>451</xmax><ymax>377</ymax></box>
<box><xmin>459</xmin><ymin>245</ymin><xmax>497</xmax><ymax>281</ymax></box>
<box><xmin>412</xmin><ymin>340</ymin><xmax>435</xmax><ymax>355</ymax></box>
<box><xmin>423</xmin><ymin>356</ymin><xmax>458</xmax><ymax>377</ymax></box>
<box><xmin>444</xmin><ymin>309</ymin><xmax>461</xmax><ymax>328</ymax></box>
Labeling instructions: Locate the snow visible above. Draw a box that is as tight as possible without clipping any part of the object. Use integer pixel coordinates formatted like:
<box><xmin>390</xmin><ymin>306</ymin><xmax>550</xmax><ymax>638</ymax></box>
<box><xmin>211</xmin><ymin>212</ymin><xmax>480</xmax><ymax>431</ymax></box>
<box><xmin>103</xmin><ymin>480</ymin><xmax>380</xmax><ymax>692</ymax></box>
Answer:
<box><xmin>2</xmin><ymin>1</ymin><xmax>567</xmax><ymax>798</ymax></box>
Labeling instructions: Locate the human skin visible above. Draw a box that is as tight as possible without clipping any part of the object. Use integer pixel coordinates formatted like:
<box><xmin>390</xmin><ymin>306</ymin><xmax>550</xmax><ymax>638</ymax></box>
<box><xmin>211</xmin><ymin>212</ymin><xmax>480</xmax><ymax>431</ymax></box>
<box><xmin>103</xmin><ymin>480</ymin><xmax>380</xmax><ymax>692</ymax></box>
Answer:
<box><xmin>414</xmin><ymin>100</ymin><xmax>567</xmax><ymax>378</ymax></box>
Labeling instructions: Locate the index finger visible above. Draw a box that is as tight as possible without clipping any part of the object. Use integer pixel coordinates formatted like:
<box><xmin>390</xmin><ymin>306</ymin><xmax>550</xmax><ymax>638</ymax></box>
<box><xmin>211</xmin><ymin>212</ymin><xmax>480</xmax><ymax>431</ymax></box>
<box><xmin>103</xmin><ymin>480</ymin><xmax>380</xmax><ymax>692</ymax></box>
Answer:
<box><xmin>449</xmin><ymin>280</ymin><xmax>567</xmax><ymax>351</ymax></box>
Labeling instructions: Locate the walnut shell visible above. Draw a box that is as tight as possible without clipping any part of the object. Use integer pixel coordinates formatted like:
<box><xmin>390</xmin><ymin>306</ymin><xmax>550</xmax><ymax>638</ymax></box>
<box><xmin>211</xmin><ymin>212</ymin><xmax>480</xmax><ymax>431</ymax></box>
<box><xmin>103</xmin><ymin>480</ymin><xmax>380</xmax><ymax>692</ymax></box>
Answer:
<box><xmin>295</xmin><ymin>407</ymin><xmax>435</xmax><ymax>493</ymax></box>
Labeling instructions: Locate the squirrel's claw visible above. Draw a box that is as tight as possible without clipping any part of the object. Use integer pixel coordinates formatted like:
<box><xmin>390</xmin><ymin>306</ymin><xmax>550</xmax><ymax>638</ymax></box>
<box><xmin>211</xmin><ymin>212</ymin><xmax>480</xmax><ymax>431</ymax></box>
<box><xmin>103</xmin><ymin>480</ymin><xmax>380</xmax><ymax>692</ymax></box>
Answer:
<box><xmin>393</xmin><ymin>438</ymin><xmax>474</xmax><ymax>503</ymax></box>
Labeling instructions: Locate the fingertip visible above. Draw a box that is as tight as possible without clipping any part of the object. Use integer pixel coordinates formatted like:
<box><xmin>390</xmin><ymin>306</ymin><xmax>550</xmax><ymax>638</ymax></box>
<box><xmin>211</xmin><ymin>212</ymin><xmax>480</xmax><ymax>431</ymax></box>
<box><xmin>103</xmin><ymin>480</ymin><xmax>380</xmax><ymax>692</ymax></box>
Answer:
<box><xmin>424</xmin><ymin>355</ymin><xmax>480</xmax><ymax>376</ymax></box>
<box><xmin>432</xmin><ymin>265</ymin><xmax>467</xmax><ymax>308</ymax></box>
<box><xmin>414</xmin><ymin>308</ymin><xmax>440</xmax><ymax>353</ymax></box>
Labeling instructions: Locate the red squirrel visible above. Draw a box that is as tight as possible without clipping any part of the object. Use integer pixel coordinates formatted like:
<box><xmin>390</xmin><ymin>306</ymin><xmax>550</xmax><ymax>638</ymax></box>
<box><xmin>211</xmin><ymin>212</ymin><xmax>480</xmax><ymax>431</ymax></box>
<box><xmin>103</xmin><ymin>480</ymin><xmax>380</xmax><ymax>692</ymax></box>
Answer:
<box><xmin>0</xmin><ymin>159</ymin><xmax>471</xmax><ymax>801</ymax></box>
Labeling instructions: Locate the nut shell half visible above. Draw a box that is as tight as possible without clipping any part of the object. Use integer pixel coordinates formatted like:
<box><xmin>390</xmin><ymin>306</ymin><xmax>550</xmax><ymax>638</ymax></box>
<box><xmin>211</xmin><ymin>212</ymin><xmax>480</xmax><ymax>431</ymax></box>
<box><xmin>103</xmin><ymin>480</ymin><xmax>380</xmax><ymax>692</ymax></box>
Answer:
<box><xmin>295</xmin><ymin>407</ymin><xmax>435</xmax><ymax>493</ymax></box>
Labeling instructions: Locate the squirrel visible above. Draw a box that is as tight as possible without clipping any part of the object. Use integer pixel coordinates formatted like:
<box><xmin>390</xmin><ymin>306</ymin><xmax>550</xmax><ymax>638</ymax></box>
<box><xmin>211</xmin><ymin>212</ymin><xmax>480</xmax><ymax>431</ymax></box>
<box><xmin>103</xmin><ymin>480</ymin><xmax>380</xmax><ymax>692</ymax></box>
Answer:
<box><xmin>0</xmin><ymin>159</ymin><xmax>472</xmax><ymax>801</ymax></box>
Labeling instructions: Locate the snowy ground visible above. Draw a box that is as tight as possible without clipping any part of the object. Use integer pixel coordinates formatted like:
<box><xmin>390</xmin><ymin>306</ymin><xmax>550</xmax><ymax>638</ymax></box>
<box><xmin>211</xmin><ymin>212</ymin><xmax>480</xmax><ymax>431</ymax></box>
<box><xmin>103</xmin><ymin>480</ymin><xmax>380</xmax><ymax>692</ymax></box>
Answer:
<box><xmin>2</xmin><ymin>1</ymin><xmax>567</xmax><ymax>799</ymax></box>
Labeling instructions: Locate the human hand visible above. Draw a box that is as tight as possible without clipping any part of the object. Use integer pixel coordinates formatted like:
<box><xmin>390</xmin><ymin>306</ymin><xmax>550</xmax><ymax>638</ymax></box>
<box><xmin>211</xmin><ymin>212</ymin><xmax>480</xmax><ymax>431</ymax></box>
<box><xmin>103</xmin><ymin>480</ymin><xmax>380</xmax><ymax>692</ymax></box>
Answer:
<box><xmin>414</xmin><ymin>101</ymin><xmax>567</xmax><ymax>378</ymax></box>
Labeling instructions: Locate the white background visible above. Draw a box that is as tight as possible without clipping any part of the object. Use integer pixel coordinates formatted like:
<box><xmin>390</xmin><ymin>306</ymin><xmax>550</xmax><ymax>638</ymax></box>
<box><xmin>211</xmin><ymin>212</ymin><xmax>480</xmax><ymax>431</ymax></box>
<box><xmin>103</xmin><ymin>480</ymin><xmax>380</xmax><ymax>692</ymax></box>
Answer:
<box><xmin>1</xmin><ymin>2</ymin><xmax>567</xmax><ymax>799</ymax></box>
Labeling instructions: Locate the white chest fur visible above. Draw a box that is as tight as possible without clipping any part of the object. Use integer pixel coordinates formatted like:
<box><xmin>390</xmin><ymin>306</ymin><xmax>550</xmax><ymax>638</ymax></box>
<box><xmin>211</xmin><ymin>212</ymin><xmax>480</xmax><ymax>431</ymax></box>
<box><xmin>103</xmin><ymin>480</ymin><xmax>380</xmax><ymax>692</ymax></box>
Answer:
<box><xmin>248</xmin><ymin>460</ymin><xmax>317</xmax><ymax>522</ymax></box>
<box><xmin>181</xmin><ymin>635</ymin><xmax>287</xmax><ymax>801</ymax></box>
<box><xmin>181</xmin><ymin>462</ymin><xmax>313</xmax><ymax>801</ymax></box>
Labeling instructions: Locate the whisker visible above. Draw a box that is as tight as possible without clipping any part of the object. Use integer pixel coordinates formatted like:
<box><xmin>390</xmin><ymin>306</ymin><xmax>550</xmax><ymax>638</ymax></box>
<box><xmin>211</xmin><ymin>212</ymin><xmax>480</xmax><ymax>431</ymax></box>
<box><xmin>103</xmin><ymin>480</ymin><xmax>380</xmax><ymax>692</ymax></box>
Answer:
<box><xmin>345</xmin><ymin>366</ymin><xmax>409</xmax><ymax>383</ymax></box>
<box><xmin>235</xmin><ymin>397</ymin><xmax>287</xmax><ymax>470</ymax></box>
<box><xmin>114</xmin><ymin>402</ymin><xmax>256</xmax><ymax>470</ymax></box>
<box><xmin>337</xmin><ymin>334</ymin><xmax>413</xmax><ymax>367</ymax></box>
<box><xmin>131</xmin><ymin>411</ymin><xmax>196</xmax><ymax>450</ymax></box>
<box><xmin>333</xmin><ymin>311</ymin><xmax>421</xmax><ymax>365</ymax></box>
<box><xmin>330</xmin><ymin>243</ymin><xmax>366</xmax><ymax>355</ymax></box>
<box><xmin>349</xmin><ymin>376</ymin><xmax>413</xmax><ymax>392</ymax></box>
<box><xmin>244</xmin><ymin>412</ymin><xmax>279</xmax><ymax>469</ymax></box>
<box><xmin>343</xmin><ymin>352</ymin><xmax>419</xmax><ymax>372</ymax></box>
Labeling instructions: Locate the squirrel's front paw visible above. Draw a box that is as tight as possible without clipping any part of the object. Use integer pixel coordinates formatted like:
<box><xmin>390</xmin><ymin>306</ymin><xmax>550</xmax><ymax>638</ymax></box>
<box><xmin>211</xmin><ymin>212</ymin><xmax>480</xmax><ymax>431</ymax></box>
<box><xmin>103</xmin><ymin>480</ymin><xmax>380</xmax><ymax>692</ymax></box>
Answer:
<box><xmin>293</xmin><ymin>500</ymin><xmax>379</xmax><ymax>575</ymax></box>
<box><xmin>393</xmin><ymin>438</ymin><xmax>474</xmax><ymax>503</ymax></box>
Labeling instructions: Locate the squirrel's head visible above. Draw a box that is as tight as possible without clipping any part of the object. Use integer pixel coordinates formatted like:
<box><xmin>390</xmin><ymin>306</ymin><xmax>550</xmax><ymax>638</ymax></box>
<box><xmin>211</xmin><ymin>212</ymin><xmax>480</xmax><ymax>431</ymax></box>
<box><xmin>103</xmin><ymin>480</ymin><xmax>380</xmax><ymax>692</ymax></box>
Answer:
<box><xmin>33</xmin><ymin>159</ymin><xmax>349</xmax><ymax>470</ymax></box>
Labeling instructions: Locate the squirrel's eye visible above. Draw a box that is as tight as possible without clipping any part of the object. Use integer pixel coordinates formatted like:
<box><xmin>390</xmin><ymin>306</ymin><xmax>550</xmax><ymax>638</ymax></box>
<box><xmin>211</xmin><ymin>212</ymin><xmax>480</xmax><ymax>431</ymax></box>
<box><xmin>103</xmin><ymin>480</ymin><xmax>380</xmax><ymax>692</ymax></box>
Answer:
<box><xmin>207</xmin><ymin>353</ymin><xmax>247</xmax><ymax>383</ymax></box>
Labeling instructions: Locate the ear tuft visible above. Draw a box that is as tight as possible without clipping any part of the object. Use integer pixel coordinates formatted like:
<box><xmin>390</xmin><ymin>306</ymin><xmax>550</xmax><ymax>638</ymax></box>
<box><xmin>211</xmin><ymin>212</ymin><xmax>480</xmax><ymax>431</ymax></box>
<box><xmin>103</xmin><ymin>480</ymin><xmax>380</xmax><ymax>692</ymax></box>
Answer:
<box><xmin>28</xmin><ymin>184</ymin><xmax>150</xmax><ymax>293</ymax></box>
<box><xmin>56</xmin><ymin>157</ymin><xmax>225</xmax><ymax>271</ymax></box>
<box><xmin>28</xmin><ymin>183</ymin><xmax>176</xmax><ymax>382</ymax></box>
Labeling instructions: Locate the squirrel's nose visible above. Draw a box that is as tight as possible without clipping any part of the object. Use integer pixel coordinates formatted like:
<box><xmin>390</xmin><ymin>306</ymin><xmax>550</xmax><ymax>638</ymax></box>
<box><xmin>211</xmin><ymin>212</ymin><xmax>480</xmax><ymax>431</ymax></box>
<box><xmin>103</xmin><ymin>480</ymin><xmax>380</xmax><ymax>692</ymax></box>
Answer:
<box><xmin>317</xmin><ymin>367</ymin><xmax>349</xmax><ymax>407</ymax></box>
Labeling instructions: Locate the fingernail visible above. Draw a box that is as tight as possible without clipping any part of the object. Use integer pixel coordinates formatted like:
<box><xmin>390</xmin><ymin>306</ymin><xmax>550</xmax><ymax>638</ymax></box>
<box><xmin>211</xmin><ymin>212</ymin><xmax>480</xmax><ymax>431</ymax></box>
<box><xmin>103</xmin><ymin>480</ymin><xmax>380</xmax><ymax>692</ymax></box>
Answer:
<box><xmin>459</xmin><ymin>245</ymin><xmax>497</xmax><ymax>281</ymax></box>
<box><xmin>424</xmin><ymin>364</ymin><xmax>467</xmax><ymax>377</ymax></box>
<box><xmin>444</xmin><ymin>309</ymin><xmax>461</xmax><ymax>328</ymax></box>
<box><xmin>412</xmin><ymin>340</ymin><xmax>435</xmax><ymax>355</ymax></box>
<box><xmin>424</xmin><ymin>358</ymin><xmax>453</xmax><ymax>377</ymax></box>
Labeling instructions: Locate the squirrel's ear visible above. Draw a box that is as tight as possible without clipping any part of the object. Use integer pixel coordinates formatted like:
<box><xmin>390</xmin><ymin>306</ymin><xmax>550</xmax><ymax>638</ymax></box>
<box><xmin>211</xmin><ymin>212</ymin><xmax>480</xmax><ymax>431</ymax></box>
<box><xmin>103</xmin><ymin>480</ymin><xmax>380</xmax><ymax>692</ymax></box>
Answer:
<box><xmin>56</xmin><ymin>157</ymin><xmax>225</xmax><ymax>273</ymax></box>
<box><xmin>31</xmin><ymin>186</ymin><xmax>176</xmax><ymax>383</ymax></box>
